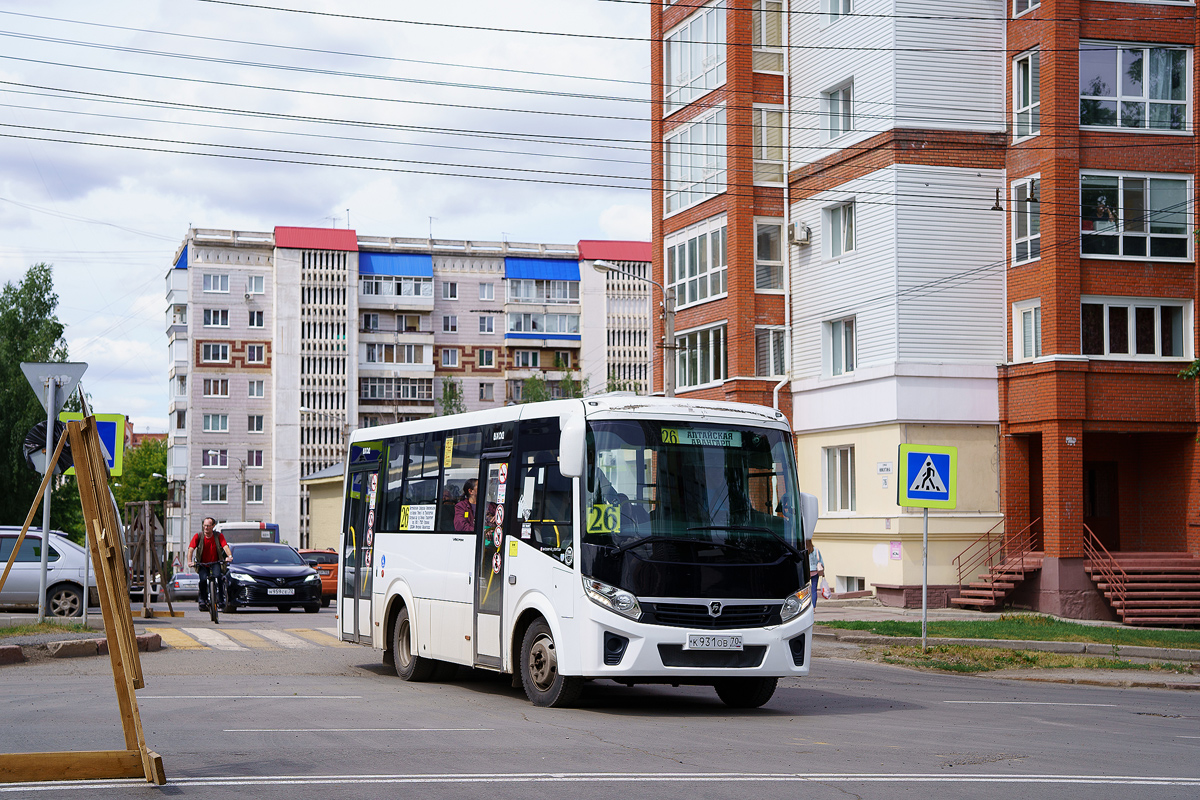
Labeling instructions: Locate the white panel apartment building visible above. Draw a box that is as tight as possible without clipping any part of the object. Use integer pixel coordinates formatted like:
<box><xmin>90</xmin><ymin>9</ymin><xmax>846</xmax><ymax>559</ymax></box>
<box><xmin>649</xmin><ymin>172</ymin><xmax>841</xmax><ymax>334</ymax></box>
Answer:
<box><xmin>166</xmin><ymin>227</ymin><xmax>650</xmax><ymax>551</ymax></box>
<box><xmin>787</xmin><ymin>1</ymin><xmax>1008</xmax><ymax>597</ymax></box>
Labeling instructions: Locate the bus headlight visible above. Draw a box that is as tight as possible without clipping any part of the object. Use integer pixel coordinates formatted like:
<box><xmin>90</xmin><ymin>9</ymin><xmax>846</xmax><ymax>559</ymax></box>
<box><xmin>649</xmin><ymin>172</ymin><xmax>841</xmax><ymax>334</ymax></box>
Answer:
<box><xmin>780</xmin><ymin>585</ymin><xmax>811</xmax><ymax>622</ymax></box>
<box><xmin>583</xmin><ymin>577</ymin><xmax>642</xmax><ymax>621</ymax></box>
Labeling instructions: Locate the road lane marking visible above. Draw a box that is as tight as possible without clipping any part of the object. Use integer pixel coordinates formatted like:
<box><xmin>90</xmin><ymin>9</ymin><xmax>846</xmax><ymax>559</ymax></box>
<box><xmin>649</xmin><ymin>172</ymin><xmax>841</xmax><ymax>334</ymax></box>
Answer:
<box><xmin>222</xmin><ymin>629</ymin><xmax>280</xmax><ymax>649</ymax></box>
<box><xmin>252</xmin><ymin>628</ymin><xmax>315</xmax><ymax>649</ymax></box>
<box><xmin>182</xmin><ymin>627</ymin><xmax>246</xmax><ymax>650</ymax></box>
<box><xmin>139</xmin><ymin>695</ymin><xmax>362</xmax><ymax>700</ymax></box>
<box><xmin>224</xmin><ymin>728</ymin><xmax>493</xmax><ymax>732</ymax></box>
<box><xmin>155</xmin><ymin>628</ymin><xmax>205</xmax><ymax>650</ymax></box>
<box><xmin>944</xmin><ymin>701</ymin><xmax>1118</xmax><ymax>707</ymax></box>
<box><xmin>287</xmin><ymin>628</ymin><xmax>354</xmax><ymax>647</ymax></box>
<box><xmin>5</xmin><ymin>772</ymin><xmax>1199</xmax><ymax>792</ymax></box>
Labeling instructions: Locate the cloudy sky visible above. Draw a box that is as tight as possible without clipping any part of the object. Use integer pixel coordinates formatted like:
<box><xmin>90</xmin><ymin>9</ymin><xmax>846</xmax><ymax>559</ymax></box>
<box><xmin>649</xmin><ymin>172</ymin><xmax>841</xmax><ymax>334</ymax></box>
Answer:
<box><xmin>0</xmin><ymin>0</ymin><xmax>651</xmax><ymax>432</ymax></box>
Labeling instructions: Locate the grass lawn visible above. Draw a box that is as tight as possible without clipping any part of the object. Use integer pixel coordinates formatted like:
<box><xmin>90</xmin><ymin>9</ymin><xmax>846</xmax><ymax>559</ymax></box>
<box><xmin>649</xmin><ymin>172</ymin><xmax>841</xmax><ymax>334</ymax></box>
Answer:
<box><xmin>820</xmin><ymin>613</ymin><xmax>1200</xmax><ymax>650</ymax></box>
<box><xmin>865</xmin><ymin>644</ymin><xmax>1193</xmax><ymax>674</ymax></box>
<box><xmin>0</xmin><ymin>621</ymin><xmax>92</xmax><ymax>638</ymax></box>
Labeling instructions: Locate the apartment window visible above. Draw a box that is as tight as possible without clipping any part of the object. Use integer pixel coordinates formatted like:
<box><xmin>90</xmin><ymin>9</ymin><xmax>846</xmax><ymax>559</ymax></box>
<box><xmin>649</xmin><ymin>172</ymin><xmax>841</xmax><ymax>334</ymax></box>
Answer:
<box><xmin>665</xmin><ymin>107</ymin><xmax>727</xmax><ymax>215</ymax></box>
<box><xmin>202</xmin><ymin>274</ymin><xmax>228</xmax><ymax>293</ymax></box>
<box><xmin>827</xmin><ymin>202</ymin><xmax>856</xmax><ymax>258</ymax></box>
<box><xmin>398</xmin><ymin>314</ymin><xmax>421</xmax><ymax>332</ymax></box>
<box><xmin>829</xmin><ymin>317</ymin><xmax>856</xmax><ymax>376</ymax></box>
<box><xmin>442</xmin><ymin>315</ymin><xmax>458</xmax><ymax>333</ymax></box>
<box><xmin>1081</xmin><ymin>297</ymin><xmax>1190</xmax><ymax>358</ymax></box>
<box><xmin>666</xmin><ymin>217</ymin><xmax>728</xmax><ymax>309</ymax></box>
<box><xmin>175</xmin><ymin>410</ymin><xmax>186</xmax><ymax>430</ymax></box>
<box><xmin>508</xmin><ymin>280</ymin><xmax>580</xmax><ymax>304</ymax></box>
<box><xmin>751</xmin><ymin>1</ymin><xmax>783</xmax><ymax>72</ymax></box>
<box><xmin>248</xmin><ymin>310</ymin><xmax>264</xmax><ymax>328</ymax></box>
<box><xmin>479</xmin><ymin>282</ymin><xmax>494</xmax><ymax>301</ymax></box>
<box><xmin>202</xmin><ymin>449</ymin><xmax>227</xmax><ymax>467</ymax></box>
<box><xmin>359</xmin><ymin>377</ymin><xmax>434</xmax><ymax>401</ymax></box>
<box><xmin>1014</xmin><ymin>1</ymin><xmax>1039</xmax><ymax>15</ymax></box>
<box><xmin>478</xmin><ymin>348</ymin><xmax>495</xmax><ymax>368</ymax></box>
<box><xmin>202</xmin><ymin>414</ymin><xmax>228</xmax><ymax>433</ymax></box>
<box><xmin>1081</xmin><ymin>173</ymin><xmax>1190</xmax><ymax>259</ymax></box>
<box><xmin>442</xmin><ymin>281</ymin><xmax>458</xmax><ymax>300</ymax></box>
<box><xmin>247</xmin><ymin>275</ymin><xmax>265</xmax><ymax>294</ymax></box>
<box><xmin>362</xmin><ymin>313</ymin><xmax>379</xmax><ymax>331</ymax></box>
<box><xmin>247</xmin><ymin>449</ymin><xmax>264</xmax><ymax>468</ymax></box>
<box><xmin>825</xmin><ymin>0</ymin><xmax>852</xmax><ymax>23</ymax></box>
<box><xmin>664</xmin><ymin>1</ymin><xmax>726</xmax><ymax>114</ymax></box>
<box><xmin>176</xmin><ymin>375</ymin><xmax>187</xmax><ymax>396</ymax></box>
<box><xmin>246</xmin><ymin>484</ymin><xmax>264</xmax><ymax>504</ymax></box>
<box><xmin>1014</xmin><ymin>50</ymin><xmax>1040</xmax><ymax>139</ymax></box>
<box><xmin>825</xmin><ymin>445</ymin><xmax>856</xmax><ymax>512</ymax></box>
<box><xmin>201</xmin><ymin>343</ymin><xmax>229</xmax><ymax>363</ymax></box>
<box><xmin>838</xmin><ymin>576</ymin><xmax>866</xmax><ymax>593</ymax></box>
<box><xmin>171</xmin><ymin>304</ymin><xmax>187</xmax><ymax>325</ymax></box>
<box><xmin>245</xmin><ymin>344</ymin><xmax>264</xmax><ymax>364</ymax></box>
<box><xmin>248</xmin><ymin>379</ymin><xmax>264</xmax><ymax>398</ymax></box>
<box><xmin>248</xmin><ymin>414</ymin><xmax>264</xmax><ymax>433</ymax></box>
<box><xmin>202</xmin><ymin>309</ymin><xmax>228</xmax><ymax>327</ymax></box>
<box><xmin>755</xmin><ymin>328</ymin><xmax>786</xmax><ymax>376</ymax></box>
<box><xmin>507</xmin><ymin>313</ymin><xmax>579</xmax><ymax>334</ymax></box>
<box><xmin>676</xmin><ymin>324</ymin><xmax>727</xmax><ymax>389</ymax></box>
<box><xmin>755</xmin><ymin>221</ymin><xmax>783</xmax><ymax>290</ymax></box>
<box><xmin>442</xmin><ymin>348</ymin><xmax>459</xmax><ymax>368</ymax></box>
<box><xmin>1080</xmin><ymin>44</ymin><xmax>1188</xmax><ymax>131</ymax></box>
<box><xmin>202</xmin><ymin>378</ymin><xmax>229</xmax><ymax>398</ymax></box>
<box><xmin>824</xmin><ymin>84</ymin><xmax>853</xmax><ymax>139</ymax></box>
<box><xmin>1015</xmin><ymin>301</ymin><xmax>1042</xmax><ymax>361</ymax></box>
<box><xmin>514</xmin><ymin>350</ymin><xmax>540</xmax><ymax>369</ymax></box>
<box><xmin>1013</xmin><ymin>178</ymin><xmax>1041</xmax><ymax>263</ymax></box>
<box><xmin>362</xmin><ymin>276</ymin><xmax>432</xmax><ymax>297</ymax></box>
<box><xmin>201</xmin><ymin>484</ymin><xmax>227</xmax><ymax>503</ymax></box>
<box><xmin>479</xmin><ymin>316</ymin><xmax>495</xmax><ymax>334</ymax></box>
<box><xmin>554</xmin><ymin>351</ymin><xmax>572</xmax><ymax>369</ymax></box>
<box><xmin>752</xmin><ymin>107</ymin><xmax>784</xmax><ymax>184</ymax></box>
<box><xmin>479</xmin><ymin>383</ymin><xmax>494</xmax><ymax>402</ymax></box>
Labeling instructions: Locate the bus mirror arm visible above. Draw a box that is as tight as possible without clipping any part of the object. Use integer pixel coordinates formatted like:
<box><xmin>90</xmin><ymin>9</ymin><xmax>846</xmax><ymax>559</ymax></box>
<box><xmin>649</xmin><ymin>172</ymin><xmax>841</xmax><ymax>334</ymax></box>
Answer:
<box><xmin>558</xmin><ymin>411</ymin><xmax>586</xmax><ymax>479</ymax></box>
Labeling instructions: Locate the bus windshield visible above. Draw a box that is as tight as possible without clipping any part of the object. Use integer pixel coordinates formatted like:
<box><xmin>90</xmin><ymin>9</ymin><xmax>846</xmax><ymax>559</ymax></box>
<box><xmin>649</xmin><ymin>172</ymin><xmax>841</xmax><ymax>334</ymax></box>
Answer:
<box><xmin>584</xmin><ymin>419</ymin><xmax>802</xmax><ymax>562</ymax></box>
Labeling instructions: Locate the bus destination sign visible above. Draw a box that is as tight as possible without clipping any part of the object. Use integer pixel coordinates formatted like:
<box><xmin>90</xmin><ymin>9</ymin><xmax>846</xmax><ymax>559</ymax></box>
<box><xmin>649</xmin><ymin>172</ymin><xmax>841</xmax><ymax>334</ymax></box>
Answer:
<box><xmin>661</xmin><ymin>428</ymin><xmax>742</xmax><ymax>448</ymax></box>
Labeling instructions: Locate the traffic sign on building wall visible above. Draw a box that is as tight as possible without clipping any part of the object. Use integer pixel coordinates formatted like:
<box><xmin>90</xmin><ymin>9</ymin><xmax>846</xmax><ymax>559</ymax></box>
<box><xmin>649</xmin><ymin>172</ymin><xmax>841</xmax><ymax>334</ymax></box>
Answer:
<box><xmin>897</xmin><ymin>444</ymin><xmax>957</xmax><ymax>509</ymax></box>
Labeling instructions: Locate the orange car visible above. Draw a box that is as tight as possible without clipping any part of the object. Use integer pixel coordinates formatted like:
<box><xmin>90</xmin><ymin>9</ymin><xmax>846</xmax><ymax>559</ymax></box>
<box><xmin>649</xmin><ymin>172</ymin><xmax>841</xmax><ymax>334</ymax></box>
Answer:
<box><xmin>299</xmin><ymin>548</ymin><xmax>338</xmax><ymax>607</ymax></box>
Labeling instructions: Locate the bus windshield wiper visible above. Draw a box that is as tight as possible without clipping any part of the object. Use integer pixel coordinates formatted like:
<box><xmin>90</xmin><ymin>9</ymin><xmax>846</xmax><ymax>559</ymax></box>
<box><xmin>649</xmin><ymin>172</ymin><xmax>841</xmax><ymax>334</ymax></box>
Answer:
<box><xmin>686</xmin><ymin>525</ymin><xmax>804</xmax><ymax>561</ymax></box>
<box><xmin>611</xmin><ymin>534</ymin><xmax>737</xmax><ymax>556</ymax></box>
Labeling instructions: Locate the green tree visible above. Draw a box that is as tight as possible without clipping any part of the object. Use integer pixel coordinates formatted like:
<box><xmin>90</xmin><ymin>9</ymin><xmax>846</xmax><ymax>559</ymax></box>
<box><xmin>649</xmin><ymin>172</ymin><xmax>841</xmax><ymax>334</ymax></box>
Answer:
<box><xmin>556</xmin><ymin>357</ymin><xmax>588</xmax><ymax>399</ymax></box>
<box><xmin>520</xmin><ymin>373</ymin><xmax>551</xmax><ymax>404</ymax></box>
<box><xmin>0</xmin><ymin>264</ymin><xmax>80</xmax><ymax>537</ymax></box>
<box><xmin>439</xmin><ymin>376</ymin><xmax>467</xmax><ymax>416</ymax></box>
<box><xmin>113</xmin><ymin>437</ymin><xmax>168</xmax><ymax>514</ymax></box>
<box><xmin>606</xmin><ymin>376</ymin><xmax>641</xmax><ymax>394</ymax></box>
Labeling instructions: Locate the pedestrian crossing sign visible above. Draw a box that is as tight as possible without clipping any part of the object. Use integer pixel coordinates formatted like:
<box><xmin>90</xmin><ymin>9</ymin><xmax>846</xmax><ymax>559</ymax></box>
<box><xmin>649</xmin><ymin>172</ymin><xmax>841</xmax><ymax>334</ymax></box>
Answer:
<box><xmin>897</xmin><ymin>444</ymin><xmax>957</xmax><ymax>509</ymax></box>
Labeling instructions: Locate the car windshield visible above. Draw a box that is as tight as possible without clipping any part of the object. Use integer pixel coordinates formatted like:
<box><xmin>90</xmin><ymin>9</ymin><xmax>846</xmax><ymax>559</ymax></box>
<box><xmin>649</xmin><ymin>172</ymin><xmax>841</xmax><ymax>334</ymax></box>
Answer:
<box><xmin>232</xmin><ymin>545</ymin><xmax>304</xmax><ymax>565</ymax></box>
<box><xmin>584</xmin><ymin>419</ymin><xmax>802</xmax><ymax>560</ymax></box>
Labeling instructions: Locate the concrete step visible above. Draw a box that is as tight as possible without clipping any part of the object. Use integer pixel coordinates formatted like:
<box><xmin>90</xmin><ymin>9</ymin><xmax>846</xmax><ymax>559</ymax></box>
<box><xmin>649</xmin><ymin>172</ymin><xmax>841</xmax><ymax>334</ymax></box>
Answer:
<box><xmin>1122</xmin><ymin>616</ymin><xmax>1200</xmax><ymax>626</ymax></box>
<box><xmin>1096</xmin><ymin>582</ymin><xmax>1200</xmax><ymax>592</ymax></box>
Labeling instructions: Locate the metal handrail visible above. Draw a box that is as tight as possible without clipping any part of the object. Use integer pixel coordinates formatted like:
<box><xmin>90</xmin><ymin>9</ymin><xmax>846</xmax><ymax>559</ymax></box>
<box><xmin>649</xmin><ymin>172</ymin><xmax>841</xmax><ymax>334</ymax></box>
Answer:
<box><xmin>953</xmin><ymin>517</ymin><xmax>1041</xmax><ymax>589</ymax></box>
<box><xmin>1083</xmin><ymin>524</ymin><xmax>1127</xmax><ymax>616</ymax></box>
<box><xmin>953</xmin><ymin>517</ymin><xmax>1006</xmax><ymax>589</ymax></box>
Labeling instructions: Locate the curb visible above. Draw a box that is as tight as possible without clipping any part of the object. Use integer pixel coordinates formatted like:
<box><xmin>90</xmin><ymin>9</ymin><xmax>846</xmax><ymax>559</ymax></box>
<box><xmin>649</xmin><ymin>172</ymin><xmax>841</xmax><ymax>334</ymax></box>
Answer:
<box><xmin>0</xmin><ymin>645</ymin><xmax>25</xmax><ymax>665</ymax></box>
<box><xmin>39</xmin><ymin>633</ymin><xmax>162</xmax><ymax>660</ymax></box>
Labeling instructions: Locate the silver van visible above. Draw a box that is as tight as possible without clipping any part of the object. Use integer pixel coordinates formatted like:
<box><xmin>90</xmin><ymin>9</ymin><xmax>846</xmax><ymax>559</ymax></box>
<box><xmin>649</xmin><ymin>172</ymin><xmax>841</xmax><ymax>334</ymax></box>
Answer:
<box><xmin>0</xmin><ymin>527</ymin><xmax>97</xmax><ymax>617</ymax></box>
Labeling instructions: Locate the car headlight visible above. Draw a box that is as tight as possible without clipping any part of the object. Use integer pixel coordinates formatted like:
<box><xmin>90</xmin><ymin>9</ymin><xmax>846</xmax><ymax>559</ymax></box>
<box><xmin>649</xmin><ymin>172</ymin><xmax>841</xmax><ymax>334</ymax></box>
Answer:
<box><xmin>582</xmin><ymin>576</ymin><xmax>642</xmax><ymax>621</ymax></box>
<box><xmin>305</xmin><ymin>574</ymin><xmax>321</xmax><ymax>583</ymax></box>
<box><xmin>780</xmin><ymin>585</ymin><xmax>812</xmax><ymax>623</ymax></box>
<box><xmin>230</xmin><ymin>571</ymin><xmax>257</xmax><ymax>584</ymax></box>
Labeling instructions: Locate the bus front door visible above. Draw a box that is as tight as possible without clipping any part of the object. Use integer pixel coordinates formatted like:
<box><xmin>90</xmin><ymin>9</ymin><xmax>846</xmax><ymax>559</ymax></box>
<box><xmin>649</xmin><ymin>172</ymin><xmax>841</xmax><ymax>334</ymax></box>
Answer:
<box><xmin>473</xmin><ymin>458</ymin><xmax>509</xmax><ymax>667</ymax></box>
<box><xmin>341</xmin><ymin>467</ymin><xmax>378</xmax><ymax>645</ymax></box>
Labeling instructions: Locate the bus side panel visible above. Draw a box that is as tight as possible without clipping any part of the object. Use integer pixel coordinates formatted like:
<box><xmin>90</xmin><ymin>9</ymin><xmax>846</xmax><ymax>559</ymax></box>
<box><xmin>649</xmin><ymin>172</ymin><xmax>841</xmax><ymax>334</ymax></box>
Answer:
<box><xmin>506</xmin><ymin>587</ymin><xmax>576</xmax><ymax>675</ymax></box>
<box><xmin>375</xmin><ymin>574</ymin><xmax>416</xmax><ymax>652</ymax></box>
<box><xmin>429</xmin><ymin>599</ymin><xmax>472</xmax><ymax>664</ymax></box>
<box><xmin>503</xmin><ymin>539</ymin><xmax>580</xmax><ymax>674</ymax></box>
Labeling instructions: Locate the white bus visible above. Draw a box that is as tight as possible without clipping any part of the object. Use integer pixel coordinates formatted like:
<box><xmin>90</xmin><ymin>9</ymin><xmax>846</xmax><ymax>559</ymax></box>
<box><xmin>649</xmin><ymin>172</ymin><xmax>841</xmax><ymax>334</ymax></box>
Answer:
<box><xmin>338</xmin><ymin>396</ymin><xmax>817</xmax><ymax>708</ymax></box>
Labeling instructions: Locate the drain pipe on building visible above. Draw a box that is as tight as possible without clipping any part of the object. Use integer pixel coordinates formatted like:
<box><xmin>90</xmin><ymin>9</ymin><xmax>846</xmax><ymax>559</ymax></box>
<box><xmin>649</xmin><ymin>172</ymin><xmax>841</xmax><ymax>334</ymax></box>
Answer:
<box><xmin>776</xmin><ymin>3</ymin><xmax>793</xmax><ymax>415</ymax></box>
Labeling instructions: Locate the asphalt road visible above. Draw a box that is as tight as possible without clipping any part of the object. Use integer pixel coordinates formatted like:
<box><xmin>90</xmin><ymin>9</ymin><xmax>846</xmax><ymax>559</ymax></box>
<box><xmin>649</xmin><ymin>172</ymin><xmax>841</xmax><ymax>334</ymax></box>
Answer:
<box><xmin>1</xmin><ymin>610</ymin><xmax>1198</xmax><ymax>799</ymax></box>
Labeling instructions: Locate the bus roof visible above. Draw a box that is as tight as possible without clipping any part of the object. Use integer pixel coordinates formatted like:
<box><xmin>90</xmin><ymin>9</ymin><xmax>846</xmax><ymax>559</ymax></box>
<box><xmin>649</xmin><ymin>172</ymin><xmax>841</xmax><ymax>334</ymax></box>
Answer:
<box><xmin>346</xmin><ymin>396</ymin><xmax>790</xmax><ymax>447</ymax></box>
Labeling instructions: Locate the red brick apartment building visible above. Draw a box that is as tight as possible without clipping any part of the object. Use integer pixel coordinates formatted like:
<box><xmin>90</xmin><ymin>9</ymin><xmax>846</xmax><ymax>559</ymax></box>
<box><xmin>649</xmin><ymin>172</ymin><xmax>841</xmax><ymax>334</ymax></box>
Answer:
<box><xmin>1000</xmin><ymin>0</ymin><xmax>1200</xmax><ymax>617</ymax></box>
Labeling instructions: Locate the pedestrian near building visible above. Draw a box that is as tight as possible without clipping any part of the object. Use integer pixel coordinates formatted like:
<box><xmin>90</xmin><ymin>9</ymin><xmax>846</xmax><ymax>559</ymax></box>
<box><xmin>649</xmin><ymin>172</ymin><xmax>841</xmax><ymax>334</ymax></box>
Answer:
<box><xmin>807</xmin><ymin>539</ymin><xmax>824</xmax><ymax>604</ymax></box>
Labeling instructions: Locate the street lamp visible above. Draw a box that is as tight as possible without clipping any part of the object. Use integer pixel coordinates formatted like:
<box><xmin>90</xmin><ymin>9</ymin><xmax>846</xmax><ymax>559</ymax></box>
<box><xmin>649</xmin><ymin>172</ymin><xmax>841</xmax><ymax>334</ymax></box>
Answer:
<box><xmin>592</xmin><ymin>259</ymin><xmax>675</xmax><ymax>397</ymax></box>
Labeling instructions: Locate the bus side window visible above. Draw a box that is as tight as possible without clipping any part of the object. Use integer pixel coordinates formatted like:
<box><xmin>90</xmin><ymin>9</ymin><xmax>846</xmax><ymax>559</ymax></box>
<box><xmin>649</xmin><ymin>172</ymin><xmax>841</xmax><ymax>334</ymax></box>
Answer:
<box><xmin>516</xmin><ymin>462</ymin><xmax>573</xmax><ymax>565</ymax></box>
<box><xmin>439</xmin><ymin>430</ymin><xmax>483</xmax><ymax>531</ymax></box>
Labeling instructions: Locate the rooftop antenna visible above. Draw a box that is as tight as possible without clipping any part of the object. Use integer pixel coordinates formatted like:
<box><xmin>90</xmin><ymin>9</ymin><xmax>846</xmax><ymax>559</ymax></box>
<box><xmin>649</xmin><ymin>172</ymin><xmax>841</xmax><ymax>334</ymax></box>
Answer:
<box><xmin>428</xmin><ymin>216</ymin><xmax>437</xmax><ymax>240</ymax></box>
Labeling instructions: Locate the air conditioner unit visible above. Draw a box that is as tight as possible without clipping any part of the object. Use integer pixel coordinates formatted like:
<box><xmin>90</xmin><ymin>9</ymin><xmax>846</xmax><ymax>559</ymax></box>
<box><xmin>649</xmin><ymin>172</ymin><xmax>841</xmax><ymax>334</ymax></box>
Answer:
<box><xmin>788</xmin><ymin>222</ymin><xmax>812</xmax><ymax>246</ymax></box>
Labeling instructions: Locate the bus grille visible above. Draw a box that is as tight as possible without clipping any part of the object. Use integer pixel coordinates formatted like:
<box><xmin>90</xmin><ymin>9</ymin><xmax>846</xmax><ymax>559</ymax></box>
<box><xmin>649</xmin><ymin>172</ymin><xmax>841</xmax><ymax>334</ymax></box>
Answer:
<box><xmin>657</xmin><ymin>644</ymin><xmax>767</xmax><ymax>668</ymax></box>
<box><xmin>646</xmin><ymin>602</ymin><xmax>779</xmax><ymax>629</ymax></box>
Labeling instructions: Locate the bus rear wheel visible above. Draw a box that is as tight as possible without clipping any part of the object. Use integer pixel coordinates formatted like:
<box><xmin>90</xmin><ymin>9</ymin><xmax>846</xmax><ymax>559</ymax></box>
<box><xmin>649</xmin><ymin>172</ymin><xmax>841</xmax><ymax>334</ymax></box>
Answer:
<box><xmin>714</xmin><ymin>677</ymin><xmax>777</xmax><ymax>709</ymax></box>
<box><xmin>520</xmin><ymin>619</ymin><xmax>582</xmax><ymax>708</ymax></box>
<box><xmin>392</xmin><ymin>605</ymin><xmax>435</xmax><ymax>681</ymax></box>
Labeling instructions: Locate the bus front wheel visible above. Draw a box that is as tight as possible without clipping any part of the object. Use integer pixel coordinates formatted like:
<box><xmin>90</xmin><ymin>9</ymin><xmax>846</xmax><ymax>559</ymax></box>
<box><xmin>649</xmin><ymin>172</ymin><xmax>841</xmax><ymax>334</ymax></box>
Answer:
<box><xmin>714</xmin><ymin>677</ymin><xmax>778</xmax><ymax>709</ymax></box>
<box><xmin>392</xmin><ymin>605</ymin><xmax>435</xmax><ymax>681</ymax></box>
<box><xmin>520</xmin><ymin>619</ymin><xmax>582</xmax><ymax>708</ymax></box>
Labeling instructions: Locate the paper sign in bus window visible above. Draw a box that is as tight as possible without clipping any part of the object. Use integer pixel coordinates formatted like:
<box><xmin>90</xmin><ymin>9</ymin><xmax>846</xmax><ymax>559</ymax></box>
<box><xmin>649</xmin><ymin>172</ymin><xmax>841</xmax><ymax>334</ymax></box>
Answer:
<box><xmin>399</xmin><ymin>504</ymin><xmax>436</xmax><ymax>531</ymax></box>
<box><xmin>587</xmin><ymin>503</ymin><xmax>620</xmax><ymax>534</ymax></box>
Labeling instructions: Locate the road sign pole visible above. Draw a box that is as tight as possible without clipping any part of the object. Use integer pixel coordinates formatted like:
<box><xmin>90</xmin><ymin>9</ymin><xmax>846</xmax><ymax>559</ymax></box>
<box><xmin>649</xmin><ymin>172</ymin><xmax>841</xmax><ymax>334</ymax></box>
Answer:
<box><xmin>37</xmin><ymin>380</ymin><xmax>55</xmax><ymax>623</ymax></box>
<box><xmin>922</xmin><ymin>507</ymin><xmax>928</xmax><ymax>652</ymax></box>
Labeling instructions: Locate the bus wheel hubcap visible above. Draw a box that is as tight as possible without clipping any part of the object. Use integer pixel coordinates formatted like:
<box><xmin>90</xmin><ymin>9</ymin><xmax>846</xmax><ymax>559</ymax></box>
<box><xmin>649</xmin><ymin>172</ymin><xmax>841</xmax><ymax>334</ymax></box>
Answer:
<box><xmin>529</xmin><ymin>635</ymin><xmax>556</xmax><ymax>690</ymax></box>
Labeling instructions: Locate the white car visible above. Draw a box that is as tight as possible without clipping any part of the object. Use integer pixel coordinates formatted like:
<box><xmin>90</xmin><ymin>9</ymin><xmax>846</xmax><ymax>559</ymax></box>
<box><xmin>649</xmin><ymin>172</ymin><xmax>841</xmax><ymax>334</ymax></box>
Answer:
<box><xmin>0</xmin><ymin>527</ymin><xmax>97</xmax><ymax>617</ymax></box>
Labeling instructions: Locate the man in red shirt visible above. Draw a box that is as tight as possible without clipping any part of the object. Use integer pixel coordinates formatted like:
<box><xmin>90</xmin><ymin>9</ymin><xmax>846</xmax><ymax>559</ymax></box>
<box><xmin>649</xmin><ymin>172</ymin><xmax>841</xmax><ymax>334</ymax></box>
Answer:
<box><xmin>187</xmin><ymin>516</ymin><xmax>231</xmax><ymax>611</ymax></box>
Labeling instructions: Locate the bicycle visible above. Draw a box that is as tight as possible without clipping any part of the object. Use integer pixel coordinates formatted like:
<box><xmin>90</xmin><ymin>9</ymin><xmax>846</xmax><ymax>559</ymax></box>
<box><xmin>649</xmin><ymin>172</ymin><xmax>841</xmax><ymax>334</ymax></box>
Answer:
<box><xmin>195</xmin><ymin>561</ymin><xmax>228</xmax><ymax>624</ymax></box>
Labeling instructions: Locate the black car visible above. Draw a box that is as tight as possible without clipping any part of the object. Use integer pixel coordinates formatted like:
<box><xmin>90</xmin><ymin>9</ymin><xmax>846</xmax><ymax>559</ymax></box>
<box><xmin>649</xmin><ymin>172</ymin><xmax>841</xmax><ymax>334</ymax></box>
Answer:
<box><xmin>223</xmin><ymin>543</ymin><xmax>323</xmax><ymax>613</ymax></box>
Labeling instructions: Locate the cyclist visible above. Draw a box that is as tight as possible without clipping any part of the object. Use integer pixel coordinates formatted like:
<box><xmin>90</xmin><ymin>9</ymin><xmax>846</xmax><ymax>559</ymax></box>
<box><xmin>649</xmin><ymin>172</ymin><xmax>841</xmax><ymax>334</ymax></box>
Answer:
<box><xmin>187</xmin><ymin>516</ymin><xmax>232</xmax><ymax>612</ymax></box>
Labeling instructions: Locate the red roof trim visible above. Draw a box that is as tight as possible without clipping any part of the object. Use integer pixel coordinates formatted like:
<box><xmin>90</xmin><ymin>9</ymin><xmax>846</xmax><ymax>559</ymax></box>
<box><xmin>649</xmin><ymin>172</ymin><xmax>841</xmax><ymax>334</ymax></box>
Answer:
<box><xmin>274</xmin><ymin>226</ymin><xmax>359</xmax><ymax>252</ymax></box>
<box><xmin>577</xmin><ymin>240</ymin><xmax>652</xmax><ymax>262</ymax></box>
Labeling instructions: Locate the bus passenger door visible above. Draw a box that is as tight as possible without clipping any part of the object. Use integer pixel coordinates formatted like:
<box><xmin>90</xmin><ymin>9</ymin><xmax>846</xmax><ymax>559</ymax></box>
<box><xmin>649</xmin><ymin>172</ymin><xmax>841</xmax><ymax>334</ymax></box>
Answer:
<box><xmin>341</xmin><ymin>467</ymin><xmax>378</xmax><ymax>645</ymax></box>
<box><xmin>473</xmin><ymin>457</ymin><xmax>509</xmax><ymax>667</ymax></box>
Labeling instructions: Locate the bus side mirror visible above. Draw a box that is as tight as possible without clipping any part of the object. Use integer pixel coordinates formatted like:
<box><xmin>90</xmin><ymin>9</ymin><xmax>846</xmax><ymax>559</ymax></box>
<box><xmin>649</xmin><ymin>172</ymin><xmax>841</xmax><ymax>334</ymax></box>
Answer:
<box><xmin>559</xmin><ymin>412</ymin><xmax>586</xmax><ymax>478</ymax></box>
<box><xmin>799</xmin><ymin>492</ymin><xmax>819</xmax><ymax>541</ymax></box>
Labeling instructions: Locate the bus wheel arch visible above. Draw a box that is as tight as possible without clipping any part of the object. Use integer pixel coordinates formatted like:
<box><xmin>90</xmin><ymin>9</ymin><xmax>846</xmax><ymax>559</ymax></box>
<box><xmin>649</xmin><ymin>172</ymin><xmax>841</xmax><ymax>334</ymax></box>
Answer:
<box><xmin>390</xmin><ymin>601</ymin><xmax>436</xmax><ymax>681</ymax></box>
<box><xmin>519</xmin><ymin>616</ymin><xmax>583</xmax><ymax>708</ymax></box>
